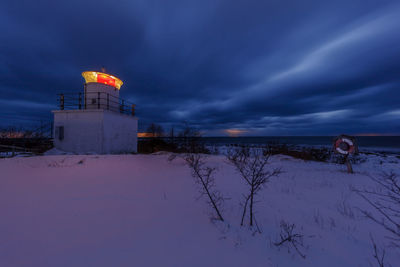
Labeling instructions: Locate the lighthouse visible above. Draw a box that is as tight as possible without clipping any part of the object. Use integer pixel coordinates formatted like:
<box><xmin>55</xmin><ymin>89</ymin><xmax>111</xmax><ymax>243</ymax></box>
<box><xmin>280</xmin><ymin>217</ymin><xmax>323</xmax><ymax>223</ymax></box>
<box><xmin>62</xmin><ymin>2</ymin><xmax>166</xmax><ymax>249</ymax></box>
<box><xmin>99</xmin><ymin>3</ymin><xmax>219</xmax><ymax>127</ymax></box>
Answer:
<box><xmin>52</xmin><ymin>71</ymin><xmax>138</xmax><ymax>154</ymax></box>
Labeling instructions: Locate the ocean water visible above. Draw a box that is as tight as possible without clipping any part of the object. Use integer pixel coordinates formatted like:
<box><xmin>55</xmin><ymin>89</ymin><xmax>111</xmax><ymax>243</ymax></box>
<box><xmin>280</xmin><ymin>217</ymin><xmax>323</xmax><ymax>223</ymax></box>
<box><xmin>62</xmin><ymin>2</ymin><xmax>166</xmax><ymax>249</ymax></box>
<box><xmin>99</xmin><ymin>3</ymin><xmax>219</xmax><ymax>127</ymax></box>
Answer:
<box><xmin>199</xmin><ymin>136</ymin><xmax>400</xmax><ymax>152</ymax></box>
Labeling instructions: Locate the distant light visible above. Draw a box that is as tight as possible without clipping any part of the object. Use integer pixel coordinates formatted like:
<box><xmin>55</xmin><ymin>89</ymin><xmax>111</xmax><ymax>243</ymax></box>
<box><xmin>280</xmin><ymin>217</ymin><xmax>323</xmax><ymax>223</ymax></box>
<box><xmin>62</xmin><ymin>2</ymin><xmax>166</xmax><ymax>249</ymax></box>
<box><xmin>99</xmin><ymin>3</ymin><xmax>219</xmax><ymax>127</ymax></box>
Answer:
<box><xmin>82</xmin><ymin>71</ymin><xmax>123</xmax><ymax>90</ymax></box>
<box><xmin>224</xmin><ymin>129</ymin><xmax>248</xmax><ymax>137</ymax></box>
<box><xmin>138</xmin><ymin>132</ymin><xmax>154</xmax><ymax>138</ymax></box>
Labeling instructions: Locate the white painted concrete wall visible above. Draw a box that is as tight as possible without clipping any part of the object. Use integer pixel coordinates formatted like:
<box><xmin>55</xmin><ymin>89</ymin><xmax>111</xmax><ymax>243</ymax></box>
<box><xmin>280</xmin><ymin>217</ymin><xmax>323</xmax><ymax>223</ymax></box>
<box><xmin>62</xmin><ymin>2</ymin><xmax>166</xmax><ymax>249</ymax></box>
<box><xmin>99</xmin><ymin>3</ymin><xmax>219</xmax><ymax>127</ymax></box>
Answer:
<box><xmin>102</xmin><ymin>111</ymin><xmax>138</xmax><ymax>153</ymax></box>
<box><xmin>53</xmin><ymin>109</ymin><xmax>138</xmax><ymax>154</ymax></box>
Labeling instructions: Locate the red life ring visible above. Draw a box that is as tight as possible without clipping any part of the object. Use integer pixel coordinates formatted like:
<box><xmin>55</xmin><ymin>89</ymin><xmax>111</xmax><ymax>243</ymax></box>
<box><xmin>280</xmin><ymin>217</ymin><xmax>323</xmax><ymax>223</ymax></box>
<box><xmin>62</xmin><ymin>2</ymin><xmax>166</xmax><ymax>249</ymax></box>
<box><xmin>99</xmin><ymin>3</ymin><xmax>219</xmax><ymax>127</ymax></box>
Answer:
<box><xmin>334</xmin><ymin>137</ymin><xmax>355</xmax><ymax>155</ymax></box>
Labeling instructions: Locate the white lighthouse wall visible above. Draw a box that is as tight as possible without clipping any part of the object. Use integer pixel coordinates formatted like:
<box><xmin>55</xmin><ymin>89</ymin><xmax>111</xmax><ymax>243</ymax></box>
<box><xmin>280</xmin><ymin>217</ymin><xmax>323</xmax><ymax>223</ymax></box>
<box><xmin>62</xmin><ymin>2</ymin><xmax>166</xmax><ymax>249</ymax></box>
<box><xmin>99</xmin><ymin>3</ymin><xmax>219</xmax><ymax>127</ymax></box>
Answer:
<box><xmin>102</xmin><ymin>111</ymin><xmax>138</xmax><ymax>153</ymax></box>
<box><xmin>85</xmin><ymin>83</ymin><xmax>120</xmax><ymax>111</ymax></box>
<box><xmin>53</xmin><ymin>110</ymin><xmax>104</xmax><ymax>153</ymax></box>
<box><xmin>53</xmin><ymin>110</ymin><xmax>137</xmax><ymax>154</ymax></box>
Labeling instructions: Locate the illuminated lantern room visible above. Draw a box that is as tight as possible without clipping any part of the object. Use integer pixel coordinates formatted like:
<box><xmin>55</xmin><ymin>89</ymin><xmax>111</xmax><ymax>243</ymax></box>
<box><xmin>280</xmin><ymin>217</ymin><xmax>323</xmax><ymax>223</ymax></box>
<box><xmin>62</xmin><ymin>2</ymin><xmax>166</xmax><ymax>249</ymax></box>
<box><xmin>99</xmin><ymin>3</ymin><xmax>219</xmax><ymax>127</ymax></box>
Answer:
<box><xmin>82</xmin><ymin>71</ymin><xmax>123</xmax><ymax>90</ymax></box>
<box><xmin>81</xmin><ymin>71</ymin><xmax>124</xmax><ymax>110</ymax></box>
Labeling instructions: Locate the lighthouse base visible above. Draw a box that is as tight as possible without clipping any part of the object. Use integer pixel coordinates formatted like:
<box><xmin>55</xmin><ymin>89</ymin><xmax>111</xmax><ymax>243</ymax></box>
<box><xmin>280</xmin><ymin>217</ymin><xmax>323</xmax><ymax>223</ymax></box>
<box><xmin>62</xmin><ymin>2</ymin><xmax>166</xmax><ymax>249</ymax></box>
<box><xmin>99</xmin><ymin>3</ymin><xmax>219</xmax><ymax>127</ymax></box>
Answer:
<box><xmin>52</xmin><ymin>109</ymin><xmax>138</xmax><ymax>154</ymax></box>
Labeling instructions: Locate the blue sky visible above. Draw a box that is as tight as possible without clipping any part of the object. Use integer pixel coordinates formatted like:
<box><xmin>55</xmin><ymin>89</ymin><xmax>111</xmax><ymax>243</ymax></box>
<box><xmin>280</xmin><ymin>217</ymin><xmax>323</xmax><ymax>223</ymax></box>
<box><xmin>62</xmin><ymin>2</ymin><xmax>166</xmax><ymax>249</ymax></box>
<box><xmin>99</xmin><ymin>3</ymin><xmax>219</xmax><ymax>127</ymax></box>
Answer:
<box><xmin>1</xmin><ymin>0</ymin><xmax>399</xmax><ymax>135</ymax></box>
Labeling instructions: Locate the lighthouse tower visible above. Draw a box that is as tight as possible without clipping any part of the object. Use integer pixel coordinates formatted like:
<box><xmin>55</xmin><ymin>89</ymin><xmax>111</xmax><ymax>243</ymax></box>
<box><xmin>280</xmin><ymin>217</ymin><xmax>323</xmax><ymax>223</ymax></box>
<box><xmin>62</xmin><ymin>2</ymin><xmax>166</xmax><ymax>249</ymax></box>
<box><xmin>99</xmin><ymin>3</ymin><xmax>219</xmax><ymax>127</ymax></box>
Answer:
<box><xmin>52</xmin><ymin>71</ymin><xmax>138</xmax><ymax>154</ymax></box>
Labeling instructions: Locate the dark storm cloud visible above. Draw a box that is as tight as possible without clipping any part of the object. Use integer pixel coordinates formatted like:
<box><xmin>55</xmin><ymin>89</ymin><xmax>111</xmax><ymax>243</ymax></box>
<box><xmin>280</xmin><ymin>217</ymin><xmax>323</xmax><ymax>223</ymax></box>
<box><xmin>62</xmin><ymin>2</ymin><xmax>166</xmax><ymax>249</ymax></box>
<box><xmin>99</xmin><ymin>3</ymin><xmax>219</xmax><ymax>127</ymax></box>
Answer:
<box><xmin>1</xmin><ymin>0</ymin><xmax>399</xmax><ymax>134</ymax></box>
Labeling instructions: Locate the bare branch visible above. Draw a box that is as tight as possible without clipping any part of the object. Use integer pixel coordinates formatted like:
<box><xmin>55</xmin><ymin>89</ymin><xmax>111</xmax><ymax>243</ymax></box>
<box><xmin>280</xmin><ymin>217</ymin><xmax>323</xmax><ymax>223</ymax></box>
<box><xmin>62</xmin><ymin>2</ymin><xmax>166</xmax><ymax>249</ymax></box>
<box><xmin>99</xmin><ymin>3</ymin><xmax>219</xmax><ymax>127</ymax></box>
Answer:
<box><xmin>353</xmin><ymin>172</ymin><xmax>400</xmax><ymax>247</ymax></box>
<box><xmin>370</xmin><ymin>234</ymin><xmax>386</xmax><ymax>267</ymax></box>
<box><xmin>274</xmin><ymin>220</ymin><xmax>306</xmax><ymax>259</ymax></box>
<box><xmin>227</xmin><ymin>146</ymin><xmax>281</xmax><ymax>227</ymax></box>
<box><xmin>185</xmin><ymin>153</ymin><xmax>224</xmax><ymax>222</ymax></box>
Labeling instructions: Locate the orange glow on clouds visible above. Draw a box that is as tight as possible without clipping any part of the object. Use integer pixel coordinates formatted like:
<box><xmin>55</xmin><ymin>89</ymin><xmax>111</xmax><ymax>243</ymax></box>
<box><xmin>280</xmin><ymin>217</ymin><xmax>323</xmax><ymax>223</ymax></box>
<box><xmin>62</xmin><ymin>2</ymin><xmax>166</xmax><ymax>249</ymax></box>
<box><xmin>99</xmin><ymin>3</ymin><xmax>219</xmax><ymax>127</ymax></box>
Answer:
<box><xmin>355</xmin><ymin>133</ymin><xmax>396</xmax><ymax>136</ymax></box>
<box><xmin>224</xmin><ymin>129</ymin><xmax>249</xmax><ymax>137</ymax></box>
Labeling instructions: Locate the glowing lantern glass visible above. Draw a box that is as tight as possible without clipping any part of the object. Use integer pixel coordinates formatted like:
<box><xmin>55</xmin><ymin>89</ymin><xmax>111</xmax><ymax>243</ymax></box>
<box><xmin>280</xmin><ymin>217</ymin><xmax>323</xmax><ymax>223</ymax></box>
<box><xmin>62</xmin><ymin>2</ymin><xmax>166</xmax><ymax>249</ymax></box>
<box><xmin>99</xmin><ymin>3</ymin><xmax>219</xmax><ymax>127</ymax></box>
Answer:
<box><xmin>82</xmin><ymin>71</ymin><xmax>123</xmax><ymax>90</ymax></box>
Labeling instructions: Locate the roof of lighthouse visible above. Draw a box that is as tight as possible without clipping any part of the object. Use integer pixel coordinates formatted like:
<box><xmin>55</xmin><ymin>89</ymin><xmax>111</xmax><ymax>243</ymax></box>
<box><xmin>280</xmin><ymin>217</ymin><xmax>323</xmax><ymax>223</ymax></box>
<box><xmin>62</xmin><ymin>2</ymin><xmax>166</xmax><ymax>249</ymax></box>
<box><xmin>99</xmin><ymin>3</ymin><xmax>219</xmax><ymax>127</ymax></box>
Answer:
<box><xmin>82</xmin><ymin>71</ymin><xmax>123</xmax><ymax>90</ymax></box>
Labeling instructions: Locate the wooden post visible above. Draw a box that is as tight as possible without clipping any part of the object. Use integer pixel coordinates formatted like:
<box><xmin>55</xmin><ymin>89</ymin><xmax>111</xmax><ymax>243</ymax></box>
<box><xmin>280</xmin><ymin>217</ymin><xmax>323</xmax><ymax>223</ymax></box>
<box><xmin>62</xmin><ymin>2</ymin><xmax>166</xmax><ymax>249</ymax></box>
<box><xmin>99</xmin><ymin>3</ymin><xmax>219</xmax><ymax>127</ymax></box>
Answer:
<box><xmin>131</xmin><ymin>104</ymin><xmax>135</xmax><ymax>116</ymax></box>
<box><xmin>97</xmin><ymin>92</ymin><xmax>100</xmax><ymax>109</ymax></box>
<box><xmin>120</xmin><ymin>99</ymin><xmax>125</xmax><ymax>113</ymax></box>
<box><xmin>84</xmin><ymin>84</ymin><xmax>87</xmax><ymax>109</ymax></box>
<box><xmin>60</xmin><ymin>94</ymin><xmax>64</xmax><ymax>110</ymax></box>
<box><xmin>78</xmin><ymin>92</ymin><xmax>82</xmax><ymax>109</ymax></box>
<box><xmin>344</xmin><ymin>154</ymin><xmax>353</xmax><ymax>174</ymax></box>
<box><xmin>107</xmin><ymin>93</ymin><xmax>109</xmax><ymax>110</ymax></box>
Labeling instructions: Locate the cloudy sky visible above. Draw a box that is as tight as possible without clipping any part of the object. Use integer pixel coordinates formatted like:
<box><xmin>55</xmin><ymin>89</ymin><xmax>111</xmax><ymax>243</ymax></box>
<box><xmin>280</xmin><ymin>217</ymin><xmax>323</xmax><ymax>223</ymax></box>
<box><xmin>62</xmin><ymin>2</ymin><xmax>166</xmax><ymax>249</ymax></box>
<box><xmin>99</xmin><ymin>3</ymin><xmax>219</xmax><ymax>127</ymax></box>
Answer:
<box><xmin>1</xmin><ymin>0</ymin><xmax>399</xmax><ymax>135</ymax></box>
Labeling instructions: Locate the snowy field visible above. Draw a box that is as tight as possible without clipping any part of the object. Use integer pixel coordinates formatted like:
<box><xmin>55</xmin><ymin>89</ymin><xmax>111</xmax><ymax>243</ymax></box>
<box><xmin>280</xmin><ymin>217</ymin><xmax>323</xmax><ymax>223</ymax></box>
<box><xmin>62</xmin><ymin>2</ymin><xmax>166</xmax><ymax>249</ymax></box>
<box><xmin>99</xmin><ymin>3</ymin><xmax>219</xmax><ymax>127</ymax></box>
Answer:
<box><xmin>1</xmin><ymin>152</ymin><xmax>399</xmax><ymax>267</ymax></box>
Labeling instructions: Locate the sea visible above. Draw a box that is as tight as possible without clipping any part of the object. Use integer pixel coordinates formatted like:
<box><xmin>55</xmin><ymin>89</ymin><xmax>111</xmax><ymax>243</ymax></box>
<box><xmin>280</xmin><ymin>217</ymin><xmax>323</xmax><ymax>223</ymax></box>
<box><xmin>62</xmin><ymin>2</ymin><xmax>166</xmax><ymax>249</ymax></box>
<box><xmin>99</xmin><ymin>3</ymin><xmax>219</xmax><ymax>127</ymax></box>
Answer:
<box><xmin>198</xmin><ymin>136</ymin><xmax>400</xmax><ymax>153</ymax></box>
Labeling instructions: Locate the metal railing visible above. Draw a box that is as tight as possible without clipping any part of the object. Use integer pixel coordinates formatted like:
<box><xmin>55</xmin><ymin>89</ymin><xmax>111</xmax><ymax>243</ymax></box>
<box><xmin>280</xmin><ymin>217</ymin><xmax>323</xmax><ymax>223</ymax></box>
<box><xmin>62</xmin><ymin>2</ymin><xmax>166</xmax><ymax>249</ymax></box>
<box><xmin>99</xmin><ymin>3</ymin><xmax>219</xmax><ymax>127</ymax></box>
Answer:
<box><xmin>57</xmin><ymin>92</ymin><xmax>136</xmax><ymax>116</ymax></box>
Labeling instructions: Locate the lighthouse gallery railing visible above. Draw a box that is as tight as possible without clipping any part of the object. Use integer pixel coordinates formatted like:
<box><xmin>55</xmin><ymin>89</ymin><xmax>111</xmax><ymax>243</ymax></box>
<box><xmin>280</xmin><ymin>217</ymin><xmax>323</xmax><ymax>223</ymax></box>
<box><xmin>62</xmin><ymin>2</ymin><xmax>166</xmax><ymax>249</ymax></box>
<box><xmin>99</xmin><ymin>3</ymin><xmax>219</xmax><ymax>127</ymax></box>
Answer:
<box><xmin>57</xmin><ymin>92</ymin><xmax>136</xmax><ymax>116</ymax></box>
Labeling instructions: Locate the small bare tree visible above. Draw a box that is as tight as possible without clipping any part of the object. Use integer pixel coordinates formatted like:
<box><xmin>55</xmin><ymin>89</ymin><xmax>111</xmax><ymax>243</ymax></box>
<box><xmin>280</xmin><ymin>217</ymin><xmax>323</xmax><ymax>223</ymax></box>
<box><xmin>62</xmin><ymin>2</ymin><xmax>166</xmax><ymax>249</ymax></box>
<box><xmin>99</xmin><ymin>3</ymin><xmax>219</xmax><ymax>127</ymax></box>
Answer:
<box><xmin>227</xmin><ymin>146</ymin><xmax>281</xmax><ymax>227</ymax></box>
<box><xmin>147</xmin><ymin>123</ymin><xmax>164</xmax><ymax>138</ymax></box>
<box><xmin>370</xmin><ymin>234</ymin><xmax>386</xmax><ymax>267</ymax></box>
<box><xmin>185</xmin><ymin>153</ymin><xmax>224</xmax><ymax>222</ymax></box>
<box><xmin>176</xmin><ymin>122</ymin><xmax>210</xmax><ymax>154</ymax></box>
<box><xmin>352</xmin><ymin>172</ymin><xmax>400</xmax><ymax>247</ymax></box>
<box><xmin>274</xmin><ymin>220</ymin><xmax>306</xmax><ymax>259</ymax></box>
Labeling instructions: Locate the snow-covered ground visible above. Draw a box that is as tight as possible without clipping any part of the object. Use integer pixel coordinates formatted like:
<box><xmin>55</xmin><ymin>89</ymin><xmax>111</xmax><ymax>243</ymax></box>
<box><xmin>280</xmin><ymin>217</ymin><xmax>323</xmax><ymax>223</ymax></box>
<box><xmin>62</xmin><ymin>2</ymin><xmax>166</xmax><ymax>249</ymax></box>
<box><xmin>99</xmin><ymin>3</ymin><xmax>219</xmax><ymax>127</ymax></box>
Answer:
<box><xmin>0</xmin><ymin>152</ymin><xmax>399</xmax><ymax>267</ymax></box>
